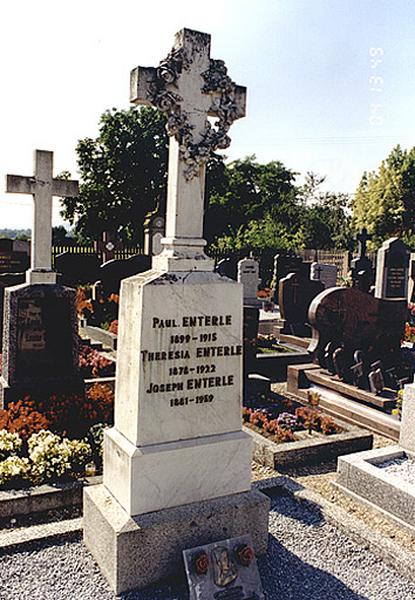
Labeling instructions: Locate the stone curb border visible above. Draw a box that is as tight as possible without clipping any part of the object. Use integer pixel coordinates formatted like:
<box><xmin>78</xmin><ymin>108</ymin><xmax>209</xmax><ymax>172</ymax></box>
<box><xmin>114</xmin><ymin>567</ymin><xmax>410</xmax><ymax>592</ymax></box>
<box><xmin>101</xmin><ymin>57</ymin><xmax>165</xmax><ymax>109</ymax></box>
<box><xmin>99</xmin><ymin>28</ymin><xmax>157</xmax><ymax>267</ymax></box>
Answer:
<box><xmin>254</xmin><ymin>476</ymin><xmax>415</xmax><ymax>586</ymax></box>
<box><xmin>0</xmin><ymin>476</ymin><xmax>102</xmax><ymax>519</ymax></box>
<box><xmin>246</xmin><ymin>422</ymin><xmax>373</xmax><ymax>468</ymax></box>
<box><xmin>0</xmin><ymin>517</ymin><xmax>82</xmax><ymax>552</ymax></box>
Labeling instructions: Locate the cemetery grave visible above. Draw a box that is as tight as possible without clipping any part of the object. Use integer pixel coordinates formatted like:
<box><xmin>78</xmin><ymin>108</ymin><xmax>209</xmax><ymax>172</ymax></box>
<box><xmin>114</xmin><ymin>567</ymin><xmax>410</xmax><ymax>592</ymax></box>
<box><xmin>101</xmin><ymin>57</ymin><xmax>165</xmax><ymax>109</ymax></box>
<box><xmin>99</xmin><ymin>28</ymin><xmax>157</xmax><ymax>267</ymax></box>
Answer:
<box><xmin>287</xmin><ymin>237</ymin><xmax>414</xmax><ymax>440</ymax></box>
<box><xmin>2</xmin><ymin>21</ymin><xmax>415</xmax><ymax>600</ymax></box>
<box><xmin>336</xmin><ymin>382</ymin><xmax>415</xmax><ymax>532</ymax></box>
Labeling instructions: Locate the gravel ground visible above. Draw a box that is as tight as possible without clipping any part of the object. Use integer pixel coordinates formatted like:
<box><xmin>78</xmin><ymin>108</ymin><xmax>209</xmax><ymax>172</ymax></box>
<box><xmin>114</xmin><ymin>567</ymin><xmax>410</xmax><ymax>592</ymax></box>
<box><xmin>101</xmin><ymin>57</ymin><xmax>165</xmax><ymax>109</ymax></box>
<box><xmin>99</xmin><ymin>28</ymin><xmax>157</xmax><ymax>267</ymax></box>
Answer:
<box><xmin>1</xmin><ymin>491</ymin><xmax>415</xmax><ymax>599</ymax></box>
<box><xmin>378</xmin><ymin>455</ymin><xmax>415</xmax><ymax>488</ymax></box>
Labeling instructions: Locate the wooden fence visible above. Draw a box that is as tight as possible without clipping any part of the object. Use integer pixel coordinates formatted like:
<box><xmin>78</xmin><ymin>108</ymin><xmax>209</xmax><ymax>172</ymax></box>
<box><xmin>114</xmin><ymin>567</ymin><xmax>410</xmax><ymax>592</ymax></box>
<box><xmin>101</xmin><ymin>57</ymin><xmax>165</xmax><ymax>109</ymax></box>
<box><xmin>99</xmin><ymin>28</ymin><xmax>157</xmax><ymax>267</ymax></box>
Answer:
<box><xmin>51</xmin><ymin>244</ymin><xmax>143</xmax><ymax>267</ymax></box>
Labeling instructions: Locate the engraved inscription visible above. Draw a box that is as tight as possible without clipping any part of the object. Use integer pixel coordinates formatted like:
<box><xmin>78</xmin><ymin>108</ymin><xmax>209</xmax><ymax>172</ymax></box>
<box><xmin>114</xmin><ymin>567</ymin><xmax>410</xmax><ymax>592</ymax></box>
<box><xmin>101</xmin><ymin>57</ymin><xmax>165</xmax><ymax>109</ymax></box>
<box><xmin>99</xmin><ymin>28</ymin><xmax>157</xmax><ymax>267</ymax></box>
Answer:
<box><xmin>142</xmin><ymin>313</ymin><xmax>240</xmax><ymax>408</ymax></box>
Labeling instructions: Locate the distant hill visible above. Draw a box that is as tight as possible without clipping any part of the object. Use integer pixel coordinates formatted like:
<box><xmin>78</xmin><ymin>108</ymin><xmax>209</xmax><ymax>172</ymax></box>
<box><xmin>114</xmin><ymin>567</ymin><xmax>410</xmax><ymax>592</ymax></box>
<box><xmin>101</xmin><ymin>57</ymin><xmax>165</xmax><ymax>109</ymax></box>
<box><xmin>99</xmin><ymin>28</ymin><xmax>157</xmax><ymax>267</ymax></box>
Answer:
<box><xmin>0</xmin><ymin>229</ymin><xmax>31</xmax><ymax>240</ymax></box>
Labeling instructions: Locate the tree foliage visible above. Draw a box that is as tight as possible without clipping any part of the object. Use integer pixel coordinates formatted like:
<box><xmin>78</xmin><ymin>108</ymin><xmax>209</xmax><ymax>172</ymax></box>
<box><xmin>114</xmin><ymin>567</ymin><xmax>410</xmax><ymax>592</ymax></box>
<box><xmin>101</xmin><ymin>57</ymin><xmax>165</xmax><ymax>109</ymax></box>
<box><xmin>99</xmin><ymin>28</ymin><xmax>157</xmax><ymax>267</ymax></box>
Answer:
<box><xmin>61</xmin><ymin>107</ymin><xmax>169</xmax><ymax>244</ymax></box>
<box><xmin>352</xmin><ymin>145</ymin><xmax>415</xmax><ymax>248</ymax></box>
<box><xmin>61</xmin><ymin>106</ymin><xmax>352</xmax><ymax>252</ymax></box>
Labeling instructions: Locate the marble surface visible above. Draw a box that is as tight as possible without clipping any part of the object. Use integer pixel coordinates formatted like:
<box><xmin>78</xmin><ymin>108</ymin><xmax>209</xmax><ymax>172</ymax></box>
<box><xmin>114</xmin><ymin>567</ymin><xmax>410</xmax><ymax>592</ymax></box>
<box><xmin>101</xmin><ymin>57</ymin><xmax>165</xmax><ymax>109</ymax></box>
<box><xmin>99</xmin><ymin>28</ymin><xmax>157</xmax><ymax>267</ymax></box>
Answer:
<box><xmin>114</xmin><ymin>269</ymin><xmax>244</xmax><ymax>447</ymax></box>
<box><xmin>103</xmin><ymin>427</ymin><xmax>252</xmax><ymax>515</ymax></box>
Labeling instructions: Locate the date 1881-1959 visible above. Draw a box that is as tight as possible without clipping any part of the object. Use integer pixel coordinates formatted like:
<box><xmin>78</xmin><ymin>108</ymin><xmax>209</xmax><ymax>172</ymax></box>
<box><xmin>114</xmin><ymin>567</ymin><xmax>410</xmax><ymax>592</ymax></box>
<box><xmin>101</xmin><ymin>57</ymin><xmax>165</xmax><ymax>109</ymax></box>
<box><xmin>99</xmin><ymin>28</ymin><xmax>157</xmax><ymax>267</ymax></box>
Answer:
<box><xmin>170</xmin><ymin>395</ymin><xmax>214</xmax><ymax>407</ymax></box>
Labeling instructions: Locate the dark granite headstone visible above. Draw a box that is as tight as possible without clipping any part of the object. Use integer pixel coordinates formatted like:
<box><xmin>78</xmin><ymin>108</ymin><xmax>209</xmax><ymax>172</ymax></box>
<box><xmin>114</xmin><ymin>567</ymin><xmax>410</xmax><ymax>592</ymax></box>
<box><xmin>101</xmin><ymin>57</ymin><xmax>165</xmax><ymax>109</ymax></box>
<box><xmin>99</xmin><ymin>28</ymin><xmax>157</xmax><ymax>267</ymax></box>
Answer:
<box><xmin>0</xmin><ymin>239</ymin><xmax>30</xmax><ymax>274</ymax></box>
<box><xmin>0</xmin><ymin>273</ymin><xmax>26</xmax><ymax>347</ymax></box>
<box><xmin>0</xmin><ymin>283</ymin><xmax>81</xmax><ymax>406</ymax></box>
<box><xmin>308</xmin><ymin>286</ymin><xmax>407</xmax><ymax>380</ymax></box>
<box><xmin>183</xmin><ymin>534</ymin><xmax>264</xmax><ymax>600</ymax></box>
<box><xmin>273</xmin><ymin>254</ymin><xmax>311</xmax><ymax>304</ymax></box>
<box><xmin>55</xmin><ymin>252</ymin><xmax>101</xmax><ymax>287</ymax></box>
<box><xmin>375</xmin><ymin>238</ymin><xmax>409</xmax><ymax>300</ymax></box>
<box><xmin>351</xmin><ymin>228</ymin><xmax>374</xmax><ymax>293</ymax></box>
<box><xmin>99</xmin><ymin>254</ymin><xmax>151</xmax><ymax>296</ymax></box>
<box><xmin>216</xmin><ymin>257</ymin><xmax>238</xmax><ymax>280</ymax></box>
<box><xmin>278</xmin><ymin>272</ymin><xmax>324</xmax><ymax>336</ymax></box>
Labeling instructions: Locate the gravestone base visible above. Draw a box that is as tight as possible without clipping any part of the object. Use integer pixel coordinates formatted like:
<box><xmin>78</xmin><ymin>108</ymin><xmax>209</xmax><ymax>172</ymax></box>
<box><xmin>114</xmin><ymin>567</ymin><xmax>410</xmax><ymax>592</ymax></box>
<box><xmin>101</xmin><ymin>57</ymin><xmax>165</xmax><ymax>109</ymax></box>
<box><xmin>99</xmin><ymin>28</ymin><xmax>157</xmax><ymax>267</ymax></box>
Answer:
<box><xmin>104</xmin><ymin>428</ymin><xmax>253</xmax><ymax>515</ymax></box>
<box><xmin>83</xmin><ymin>484</ymin><xmax>270</xmax><ymax>594</ymax></box>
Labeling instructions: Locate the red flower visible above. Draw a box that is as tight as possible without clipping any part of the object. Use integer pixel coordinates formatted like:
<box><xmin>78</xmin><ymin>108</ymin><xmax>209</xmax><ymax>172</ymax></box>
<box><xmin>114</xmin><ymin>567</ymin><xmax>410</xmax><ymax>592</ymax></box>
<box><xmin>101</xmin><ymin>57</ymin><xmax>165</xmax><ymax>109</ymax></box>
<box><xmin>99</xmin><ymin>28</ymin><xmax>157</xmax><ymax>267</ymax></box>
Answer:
<box><xmin>235</xmin><ymin>544</ymin><xmax>255</xmax><ymax>567</ymax></box>
<box><xmin>193</xmin><ymin>551</ymin><xmax>209</xmax><ymax>575</ymax></box>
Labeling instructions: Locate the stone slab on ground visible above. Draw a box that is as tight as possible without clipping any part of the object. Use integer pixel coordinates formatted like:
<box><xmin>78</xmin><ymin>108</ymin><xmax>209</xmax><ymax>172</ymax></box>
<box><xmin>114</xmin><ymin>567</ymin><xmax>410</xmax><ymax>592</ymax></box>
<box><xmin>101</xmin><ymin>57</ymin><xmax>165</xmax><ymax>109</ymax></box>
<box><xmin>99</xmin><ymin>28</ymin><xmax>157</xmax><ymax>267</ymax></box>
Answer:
<box><xmin>80</xmin><ymin>324</ymin><xmax>118</xmax><ymax>351</ymax></box>
<box><xmin>0</xmin><ymin>476</ymin><xmax>101</xmax><ymax>519</ymax></box>
<box><xmin>83</xmin><ymin>484</ymin><xmax>270</xmax><ymax>594</ymax></box>
<box><xmin>0</xmin><ymin>517</ymin><xmax>82</xmax><ymax>551</ymax></box>
<box><xmin>337</xmin><ymin>446</ymin><xmax>415</xmax><ymax>531</ymax></box>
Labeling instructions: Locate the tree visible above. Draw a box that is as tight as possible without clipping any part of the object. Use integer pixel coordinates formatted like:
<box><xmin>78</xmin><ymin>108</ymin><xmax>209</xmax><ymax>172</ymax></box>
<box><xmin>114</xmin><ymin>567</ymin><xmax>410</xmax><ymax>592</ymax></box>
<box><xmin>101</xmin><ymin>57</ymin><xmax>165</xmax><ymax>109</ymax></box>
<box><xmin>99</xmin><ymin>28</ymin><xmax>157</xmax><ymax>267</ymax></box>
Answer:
<box><xmin>204</xmin><ymin>156</ymin><xmax>300</xmax><ymax>251</ymax></box>
<box><xmin>352</xmin><ymin>145</ymin><xmax>415</xmax><ymax>247</ymax></box>
<box><xmin>60</xmin><ymin>107</ymin><xmax>169</xmax><ymax>245</ymax></box>
<box><xmin>298</xmin><ymin>173</ymin><xmax>352</xmax><ymax>249</ymax></box>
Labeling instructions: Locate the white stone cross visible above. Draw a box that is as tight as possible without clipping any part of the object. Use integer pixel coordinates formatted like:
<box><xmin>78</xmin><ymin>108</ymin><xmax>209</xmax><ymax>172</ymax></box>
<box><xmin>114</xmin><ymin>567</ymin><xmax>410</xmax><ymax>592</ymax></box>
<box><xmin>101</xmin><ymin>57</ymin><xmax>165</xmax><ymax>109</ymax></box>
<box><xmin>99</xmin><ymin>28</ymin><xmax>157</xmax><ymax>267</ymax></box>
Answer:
<box><xmin>6</xmin><ymin>150</ymin><xmax>78</xmax><ymax>284</ymax></box>
<box><xmin>130</xmin><ymin>28</ymin><xmax>246</xmax><ymax>270</ymax></box>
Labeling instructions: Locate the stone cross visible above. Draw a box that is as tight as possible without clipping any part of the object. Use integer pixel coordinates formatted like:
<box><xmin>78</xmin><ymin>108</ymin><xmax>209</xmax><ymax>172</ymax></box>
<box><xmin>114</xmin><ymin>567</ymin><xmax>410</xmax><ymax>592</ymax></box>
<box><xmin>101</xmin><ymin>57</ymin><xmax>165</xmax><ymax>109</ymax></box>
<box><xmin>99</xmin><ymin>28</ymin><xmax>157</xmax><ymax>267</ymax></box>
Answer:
<box><xmin>130</xmin><ymin>28</ymin><xmax>246</xmax><ymax>269</ymax></box>
<box><xmin>6</xmin><ymin>150</ymin><xmax>78</xmax><ymax>284</ymax></box>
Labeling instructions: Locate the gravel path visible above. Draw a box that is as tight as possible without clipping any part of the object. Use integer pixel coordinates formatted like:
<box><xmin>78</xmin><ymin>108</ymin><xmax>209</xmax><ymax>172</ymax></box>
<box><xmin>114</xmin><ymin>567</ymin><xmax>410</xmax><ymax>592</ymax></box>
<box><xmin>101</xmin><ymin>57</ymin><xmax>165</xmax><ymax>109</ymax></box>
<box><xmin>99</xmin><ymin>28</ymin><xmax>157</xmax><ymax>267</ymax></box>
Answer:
<box><xmin>1</xmin><ymin>491</ymin><xmax>415</xmax><ymax>600</ymax></box>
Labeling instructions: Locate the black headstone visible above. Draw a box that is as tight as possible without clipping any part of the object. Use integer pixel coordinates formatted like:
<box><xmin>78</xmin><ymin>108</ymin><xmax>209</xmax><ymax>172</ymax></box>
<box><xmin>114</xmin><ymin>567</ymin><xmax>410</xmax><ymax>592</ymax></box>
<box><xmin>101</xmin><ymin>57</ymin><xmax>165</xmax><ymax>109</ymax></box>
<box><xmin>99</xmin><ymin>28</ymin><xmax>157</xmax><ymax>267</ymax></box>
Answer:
<box><xmin>0</xmin><ymin>239</ymin><xmax>30</xmax><ymax>274</ymax></box>
<box><xmin>99</xmin><ymin>254</ymin><xmax>152</xmax><ymax>296</ymax></box>
<box><xmin>55</xmin><ymin>252</ymin><xmax>101</xmax><ymax>287</ymax></box>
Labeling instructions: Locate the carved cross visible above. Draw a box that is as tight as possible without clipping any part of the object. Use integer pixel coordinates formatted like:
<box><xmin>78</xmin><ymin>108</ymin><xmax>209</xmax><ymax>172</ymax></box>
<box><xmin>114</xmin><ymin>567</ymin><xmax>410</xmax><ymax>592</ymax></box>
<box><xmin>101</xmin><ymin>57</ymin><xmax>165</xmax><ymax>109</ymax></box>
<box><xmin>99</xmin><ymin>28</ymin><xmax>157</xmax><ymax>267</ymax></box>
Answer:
<box><xmin>130</xmin><ymin>28</ymin><xmax>246</xmax><ymax>261</ymax></box>
<box><xmin>6</xmin><ymin>150</ymin><xmax>78</xmax><ymax>283</ymax></box>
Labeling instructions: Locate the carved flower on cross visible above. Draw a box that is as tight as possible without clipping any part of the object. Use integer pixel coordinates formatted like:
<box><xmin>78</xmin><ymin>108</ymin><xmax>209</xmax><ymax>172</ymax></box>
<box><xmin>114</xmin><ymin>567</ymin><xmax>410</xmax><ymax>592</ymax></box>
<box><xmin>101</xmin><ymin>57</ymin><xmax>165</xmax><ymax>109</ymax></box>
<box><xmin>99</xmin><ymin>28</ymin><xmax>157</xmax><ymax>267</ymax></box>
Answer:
<box><xmin>157</xmin><ymin>64</ymin><xmax>177</xmax><ymax>84</ymax></box>
<box><xmin>154</xmin><ymin>90</ymin><xmax>181</xmax><ymax>112</ymax></box>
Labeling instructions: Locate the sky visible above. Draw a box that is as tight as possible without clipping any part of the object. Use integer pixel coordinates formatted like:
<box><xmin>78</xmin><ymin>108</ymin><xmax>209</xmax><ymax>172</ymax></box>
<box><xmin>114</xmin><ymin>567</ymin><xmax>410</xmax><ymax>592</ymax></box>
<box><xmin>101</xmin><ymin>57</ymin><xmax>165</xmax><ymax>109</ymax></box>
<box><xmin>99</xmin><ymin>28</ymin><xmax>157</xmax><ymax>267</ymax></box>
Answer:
<box><xmin>1</xmin><ymin>0</ymin><xmax>415</xmax><ymax>229</ymax></box>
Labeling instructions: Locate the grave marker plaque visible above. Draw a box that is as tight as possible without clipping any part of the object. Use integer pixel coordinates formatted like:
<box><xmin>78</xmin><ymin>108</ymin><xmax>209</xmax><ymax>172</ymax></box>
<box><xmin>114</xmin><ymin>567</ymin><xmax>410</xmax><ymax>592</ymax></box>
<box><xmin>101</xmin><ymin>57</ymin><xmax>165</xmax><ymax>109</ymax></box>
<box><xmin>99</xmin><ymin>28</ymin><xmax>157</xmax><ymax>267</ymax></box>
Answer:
<box><xmin>183</xmin><ymin>534</ymin><xmax>264</xmax><ymax>600</ymax></box>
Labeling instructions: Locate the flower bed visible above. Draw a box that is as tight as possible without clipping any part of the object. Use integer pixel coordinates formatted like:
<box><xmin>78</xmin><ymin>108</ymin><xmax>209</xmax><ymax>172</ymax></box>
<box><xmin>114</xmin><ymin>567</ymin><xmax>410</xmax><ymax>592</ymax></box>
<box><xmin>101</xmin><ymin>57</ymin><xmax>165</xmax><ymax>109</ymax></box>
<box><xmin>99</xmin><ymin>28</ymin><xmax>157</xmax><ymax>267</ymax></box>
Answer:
<box><xmin>243</xmin><ymin>404</ymin><xmax>342</xmax><ymax>445</ymax></box>
<box><xmin>79</xmin><ymin>344</ymin><xmax>115</xmax><ymax>378</ymax></box>
<box><xmin>0</xmin><ymin>430</ymin><xmax>91</xmax><ymax>489</ymax></box>
<box><xmin>0</xmin><ymin>383</ymin><xmax>115</xmax><ymax>490</ymax></box>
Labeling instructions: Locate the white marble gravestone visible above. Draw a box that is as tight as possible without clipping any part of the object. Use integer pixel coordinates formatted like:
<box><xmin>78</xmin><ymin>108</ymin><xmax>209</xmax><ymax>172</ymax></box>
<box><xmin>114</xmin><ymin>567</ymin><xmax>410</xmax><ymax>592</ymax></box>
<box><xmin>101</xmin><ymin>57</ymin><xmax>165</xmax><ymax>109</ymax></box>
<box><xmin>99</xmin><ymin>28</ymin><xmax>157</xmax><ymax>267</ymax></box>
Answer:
<box><xmin>310</xmin><ymin>262</ymin><xmax>337</xmax><ymax>289</ymax></box>
<box><xmin>237</xmin><ymin>257</ymin><xmax>259</xmax><ymax>305</ymax></box>
<box><xmin>83</xmin><ymin>28</ymin><xmax>269</xmax><ymax>595</ymax></box>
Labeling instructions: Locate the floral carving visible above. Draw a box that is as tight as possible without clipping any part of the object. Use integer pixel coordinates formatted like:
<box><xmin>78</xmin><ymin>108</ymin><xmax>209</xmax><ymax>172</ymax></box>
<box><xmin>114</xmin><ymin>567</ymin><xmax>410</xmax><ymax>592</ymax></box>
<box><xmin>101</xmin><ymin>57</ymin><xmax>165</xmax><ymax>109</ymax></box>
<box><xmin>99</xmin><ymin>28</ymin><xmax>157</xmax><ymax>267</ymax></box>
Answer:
<box><xmin>146</xmin><ymin>44</ymin><xmax>243</xmax><ymax>180</ymax></box>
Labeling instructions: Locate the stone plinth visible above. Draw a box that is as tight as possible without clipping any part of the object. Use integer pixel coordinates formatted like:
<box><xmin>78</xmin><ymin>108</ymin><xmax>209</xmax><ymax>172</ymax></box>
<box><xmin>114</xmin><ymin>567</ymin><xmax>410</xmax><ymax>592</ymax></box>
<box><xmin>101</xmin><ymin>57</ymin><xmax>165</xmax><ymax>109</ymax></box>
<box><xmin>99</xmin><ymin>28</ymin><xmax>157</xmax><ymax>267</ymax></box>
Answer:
<box><xmin>0</xmin><ymin>282</ymin><xmax>81</xmax><ymax>406</ymax></box>
<box><xmin>104</xmin><ymin>428</ymin><xmax>252</xmax><ymax>515</ymax></box>
<box><xmin>84</xmin><ymin>484</ymin><xmax>270</xmax><ymax>594</ymax></box>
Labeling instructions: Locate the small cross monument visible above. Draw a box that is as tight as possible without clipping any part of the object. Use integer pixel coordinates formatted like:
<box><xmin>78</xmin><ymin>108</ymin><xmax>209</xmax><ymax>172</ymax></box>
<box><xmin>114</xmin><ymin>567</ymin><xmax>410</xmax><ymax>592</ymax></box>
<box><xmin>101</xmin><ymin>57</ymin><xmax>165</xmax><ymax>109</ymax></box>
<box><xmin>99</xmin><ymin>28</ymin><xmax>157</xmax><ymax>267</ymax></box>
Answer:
<box><xmin>131</xmin><ymin>28</ymin><xmax>246</xmax><ymax>270</ymax></box>
<box><xmin>6</xmin><ymin>150</ymin><xmax>78</xmax><ymax>284</ymax></box>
